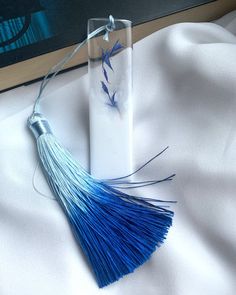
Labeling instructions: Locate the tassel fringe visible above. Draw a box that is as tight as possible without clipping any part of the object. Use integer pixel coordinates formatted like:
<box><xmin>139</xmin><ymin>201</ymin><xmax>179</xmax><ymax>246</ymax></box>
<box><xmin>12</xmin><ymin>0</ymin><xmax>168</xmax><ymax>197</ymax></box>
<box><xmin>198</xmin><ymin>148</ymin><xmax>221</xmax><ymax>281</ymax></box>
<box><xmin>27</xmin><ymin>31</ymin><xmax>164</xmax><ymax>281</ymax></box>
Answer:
<box><xmin>29</xmin><ymin>113</ymin><xmax>174</xmax><ymax>288</ymax></box>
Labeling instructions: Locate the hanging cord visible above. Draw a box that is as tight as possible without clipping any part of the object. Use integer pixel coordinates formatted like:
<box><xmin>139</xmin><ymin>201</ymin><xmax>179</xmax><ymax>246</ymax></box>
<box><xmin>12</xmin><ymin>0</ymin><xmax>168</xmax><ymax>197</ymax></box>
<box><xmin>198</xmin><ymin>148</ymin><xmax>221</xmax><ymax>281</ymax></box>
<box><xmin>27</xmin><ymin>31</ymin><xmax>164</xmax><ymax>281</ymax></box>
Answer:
<box><xmin>32</xmin><ymin>15</ymin><xmax>115</xmax><ymax>115</ymax></box>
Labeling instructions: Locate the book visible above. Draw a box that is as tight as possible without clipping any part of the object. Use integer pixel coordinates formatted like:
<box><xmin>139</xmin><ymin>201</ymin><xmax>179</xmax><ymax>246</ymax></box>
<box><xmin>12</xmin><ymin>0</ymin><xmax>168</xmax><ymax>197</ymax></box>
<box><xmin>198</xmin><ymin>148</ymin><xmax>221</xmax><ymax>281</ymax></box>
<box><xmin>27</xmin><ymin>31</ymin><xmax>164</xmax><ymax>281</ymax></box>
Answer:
<box><xmin>0</xmin><ymin>0</ymin><xmax>235</xmax><ymax>91</ymax></box>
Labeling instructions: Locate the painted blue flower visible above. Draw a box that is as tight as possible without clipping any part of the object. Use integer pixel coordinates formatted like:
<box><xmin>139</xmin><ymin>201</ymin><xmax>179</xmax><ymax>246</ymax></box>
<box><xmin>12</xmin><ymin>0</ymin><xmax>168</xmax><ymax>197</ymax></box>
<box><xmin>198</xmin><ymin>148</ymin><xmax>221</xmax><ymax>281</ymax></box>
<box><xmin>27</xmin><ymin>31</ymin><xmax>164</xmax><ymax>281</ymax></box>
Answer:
<box><xmin>101</xmin><ymin>40</ymin><xmax>124</xmax><ymax>111</ymax></box>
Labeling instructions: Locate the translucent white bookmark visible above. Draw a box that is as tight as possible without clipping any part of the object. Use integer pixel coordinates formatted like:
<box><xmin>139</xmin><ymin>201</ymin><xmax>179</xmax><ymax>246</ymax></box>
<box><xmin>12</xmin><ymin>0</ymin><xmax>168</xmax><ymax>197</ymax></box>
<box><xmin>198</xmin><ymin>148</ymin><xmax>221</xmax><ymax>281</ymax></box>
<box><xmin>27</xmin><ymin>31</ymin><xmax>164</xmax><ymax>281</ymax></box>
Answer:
<box><xmin>88</xmin><ymin>17</ymin><xmax>133</xmax><ymax>178</ymax></box>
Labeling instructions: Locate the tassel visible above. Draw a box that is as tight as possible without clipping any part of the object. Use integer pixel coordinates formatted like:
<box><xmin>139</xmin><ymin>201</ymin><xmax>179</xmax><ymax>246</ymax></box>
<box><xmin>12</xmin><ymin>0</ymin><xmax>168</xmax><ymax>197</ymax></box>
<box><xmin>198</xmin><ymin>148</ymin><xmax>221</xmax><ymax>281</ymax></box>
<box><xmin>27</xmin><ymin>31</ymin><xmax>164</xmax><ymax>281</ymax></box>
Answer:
<box><xmin>28</xmin><ymin>113</ymin><xmax>174</xmax><ymax>288</ymax></box>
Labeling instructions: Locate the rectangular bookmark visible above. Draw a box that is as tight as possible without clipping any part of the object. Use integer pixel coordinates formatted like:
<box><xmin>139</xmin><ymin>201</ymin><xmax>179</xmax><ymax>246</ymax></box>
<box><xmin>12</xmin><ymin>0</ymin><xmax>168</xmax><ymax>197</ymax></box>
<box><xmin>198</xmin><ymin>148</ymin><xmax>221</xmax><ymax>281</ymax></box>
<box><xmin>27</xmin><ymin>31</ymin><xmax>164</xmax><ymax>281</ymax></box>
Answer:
<box><xmin>88</xmin><ymin>17</ymin><xmax>133</xmax><ymax>179</ymax></box>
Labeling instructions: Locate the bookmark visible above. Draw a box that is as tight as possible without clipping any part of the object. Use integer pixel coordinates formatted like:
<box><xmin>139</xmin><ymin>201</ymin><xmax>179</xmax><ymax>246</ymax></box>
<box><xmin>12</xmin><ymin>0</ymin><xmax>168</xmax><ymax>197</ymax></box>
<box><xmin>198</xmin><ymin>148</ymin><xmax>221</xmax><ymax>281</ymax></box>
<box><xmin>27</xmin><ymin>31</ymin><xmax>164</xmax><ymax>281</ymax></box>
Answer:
<box><xmin>28</xmin><ymin>15</ymin><xmax>175</xmax><ymax>288</ymax></box>
<box><xmin>88</xmin><ymin>17</ymin><xmax>133</xmax><ymax>178</ymax></box>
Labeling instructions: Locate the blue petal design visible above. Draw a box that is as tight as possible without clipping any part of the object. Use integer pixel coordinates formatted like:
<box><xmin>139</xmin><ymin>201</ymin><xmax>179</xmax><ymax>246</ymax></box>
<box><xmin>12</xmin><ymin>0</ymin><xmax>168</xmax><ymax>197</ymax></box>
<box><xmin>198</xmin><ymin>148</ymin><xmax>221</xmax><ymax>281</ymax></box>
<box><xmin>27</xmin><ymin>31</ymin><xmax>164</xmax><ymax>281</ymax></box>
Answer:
<box><xmin>111</xmin><ymin>91</ymin><xmax>116</xmax><ymax>103</ymax></box>
<box><xmin>101</xmin><ymin>81</ymin><xmax>110</xmax><ymax>96</ymax></box>
<box><xmin>103</xmin><ymin>68</ymin><xmax>109</xmax><ymax>83</ymax></box>
<box><xmin>110</xmin><ymin>40</ymin><xmax>124</xmax><ymax>56</ymax></box>
<box><xmin>100</xmin><ymin>40</ymin><xmax>126</xmax><ymax>111</ymax></box>
<box><xmin>104</xmin><ymin>51</ymin><xmax>113</xmax><ymax>70</ymax></box>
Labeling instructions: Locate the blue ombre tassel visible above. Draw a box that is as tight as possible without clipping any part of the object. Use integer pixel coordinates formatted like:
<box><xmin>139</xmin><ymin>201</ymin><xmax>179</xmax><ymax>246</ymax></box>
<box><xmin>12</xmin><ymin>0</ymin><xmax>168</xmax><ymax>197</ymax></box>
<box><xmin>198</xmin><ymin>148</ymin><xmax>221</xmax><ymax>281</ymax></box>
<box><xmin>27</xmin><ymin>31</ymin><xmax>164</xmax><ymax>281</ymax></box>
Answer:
<box><xmin>28</xmin><ymin>113</ymin><xmax>174</xmax><ymax>288</ymax></box>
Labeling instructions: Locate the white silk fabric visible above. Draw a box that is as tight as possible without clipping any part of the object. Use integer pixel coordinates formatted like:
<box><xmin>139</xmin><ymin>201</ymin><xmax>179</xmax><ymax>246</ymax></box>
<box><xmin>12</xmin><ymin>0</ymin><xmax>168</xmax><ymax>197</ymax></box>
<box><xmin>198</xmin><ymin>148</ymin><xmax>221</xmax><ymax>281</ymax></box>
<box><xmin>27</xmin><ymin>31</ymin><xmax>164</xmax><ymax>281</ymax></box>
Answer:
<box><xmin>0</xmin><ymin>11</ymin><xmax>236</xmax><ymax>295</ymax></box>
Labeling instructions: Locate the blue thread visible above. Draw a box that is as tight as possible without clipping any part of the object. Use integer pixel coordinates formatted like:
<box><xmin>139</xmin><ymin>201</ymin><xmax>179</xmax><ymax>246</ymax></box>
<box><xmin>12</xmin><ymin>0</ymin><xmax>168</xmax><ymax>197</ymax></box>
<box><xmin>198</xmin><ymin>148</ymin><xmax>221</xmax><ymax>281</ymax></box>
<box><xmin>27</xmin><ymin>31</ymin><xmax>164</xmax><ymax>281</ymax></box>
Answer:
<box><xmin>29</xmin><ymin>115</ymin><xmax>174</xmax><ymax>288</ymax></box>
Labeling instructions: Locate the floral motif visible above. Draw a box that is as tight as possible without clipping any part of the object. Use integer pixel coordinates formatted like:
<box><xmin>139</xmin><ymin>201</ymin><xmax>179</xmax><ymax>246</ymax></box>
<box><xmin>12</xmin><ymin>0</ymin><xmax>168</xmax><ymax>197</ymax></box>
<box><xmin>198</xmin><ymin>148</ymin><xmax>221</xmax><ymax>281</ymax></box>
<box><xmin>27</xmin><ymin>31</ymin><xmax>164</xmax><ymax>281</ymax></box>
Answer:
<box><xmin>100</xmin><ymin>40</ymin><xmax>124</xmax><ymax>109</ymax></box>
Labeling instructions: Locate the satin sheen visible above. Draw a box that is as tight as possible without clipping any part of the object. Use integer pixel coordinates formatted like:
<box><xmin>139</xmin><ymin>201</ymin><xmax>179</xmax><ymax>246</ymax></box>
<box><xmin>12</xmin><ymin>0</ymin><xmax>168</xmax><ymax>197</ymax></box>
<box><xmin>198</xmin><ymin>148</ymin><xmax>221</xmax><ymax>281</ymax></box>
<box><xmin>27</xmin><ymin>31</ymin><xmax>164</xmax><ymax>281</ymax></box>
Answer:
<box><xmin>0</xmin><ymin>11</ymin><xmax>236</xmax><ymax>295</ymax></box>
